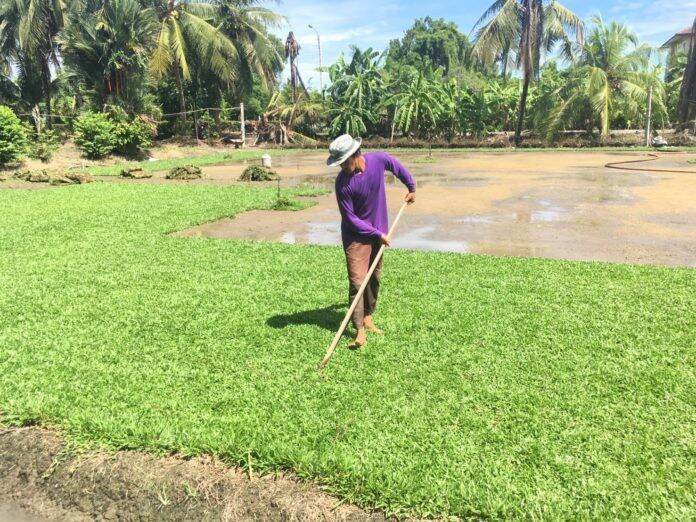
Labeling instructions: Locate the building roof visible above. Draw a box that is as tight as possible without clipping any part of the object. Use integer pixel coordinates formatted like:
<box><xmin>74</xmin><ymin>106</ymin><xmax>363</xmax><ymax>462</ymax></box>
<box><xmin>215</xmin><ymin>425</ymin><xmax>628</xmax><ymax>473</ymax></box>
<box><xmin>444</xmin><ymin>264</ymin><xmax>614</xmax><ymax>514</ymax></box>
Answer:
<box><xmin>662</xmin><ymin>25</ymin><xmax>696</xmax><ymax>49</ymax></box>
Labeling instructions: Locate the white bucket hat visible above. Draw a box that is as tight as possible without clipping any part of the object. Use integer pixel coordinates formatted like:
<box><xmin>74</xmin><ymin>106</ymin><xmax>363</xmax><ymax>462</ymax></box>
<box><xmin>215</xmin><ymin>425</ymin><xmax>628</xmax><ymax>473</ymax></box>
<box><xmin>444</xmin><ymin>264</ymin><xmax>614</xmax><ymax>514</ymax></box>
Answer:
<box><xmin>326</xmin><ymin>134</ymin><xmax>362</xmax><ymax>167</ymax></box>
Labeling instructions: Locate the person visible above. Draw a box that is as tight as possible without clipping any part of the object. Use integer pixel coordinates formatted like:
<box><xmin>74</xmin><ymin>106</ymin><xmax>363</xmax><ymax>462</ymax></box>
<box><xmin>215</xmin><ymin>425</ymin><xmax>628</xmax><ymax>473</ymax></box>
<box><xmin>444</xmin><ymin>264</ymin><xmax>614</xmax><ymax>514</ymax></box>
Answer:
<box><xmin>326</xmin><ymin>134</ymin><xmax>416</xmax><ymax>349</ymax></box>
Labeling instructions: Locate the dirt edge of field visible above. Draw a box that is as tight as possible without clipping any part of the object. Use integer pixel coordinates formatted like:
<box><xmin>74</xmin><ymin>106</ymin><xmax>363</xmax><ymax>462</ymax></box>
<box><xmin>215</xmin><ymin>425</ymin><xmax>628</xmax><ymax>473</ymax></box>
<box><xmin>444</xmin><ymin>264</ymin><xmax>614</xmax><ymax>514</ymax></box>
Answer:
<box><xmin>0</xmin><ymin>426</ymin><xmax>395</xmax><ymax>521</ymax></box>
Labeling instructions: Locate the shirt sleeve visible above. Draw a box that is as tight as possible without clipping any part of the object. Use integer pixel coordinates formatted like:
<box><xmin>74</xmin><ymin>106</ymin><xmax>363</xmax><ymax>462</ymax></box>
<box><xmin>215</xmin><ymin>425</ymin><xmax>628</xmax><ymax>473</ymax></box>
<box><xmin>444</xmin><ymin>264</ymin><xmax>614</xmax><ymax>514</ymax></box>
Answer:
<box><xmin>382</xmin><ymin>152</ymin><xmax>416</xmax><ymax>192</ymax></box>
<box><xmin>336</xmin><ymin>186</ymin><xmax>383</xmax><ymax>240</ymax></box>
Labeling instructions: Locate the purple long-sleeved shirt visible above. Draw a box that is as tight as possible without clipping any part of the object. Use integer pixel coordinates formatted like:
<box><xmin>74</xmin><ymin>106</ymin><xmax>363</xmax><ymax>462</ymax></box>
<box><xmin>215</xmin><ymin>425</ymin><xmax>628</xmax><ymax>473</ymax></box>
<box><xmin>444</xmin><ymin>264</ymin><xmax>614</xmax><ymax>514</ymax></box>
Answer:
<box><xmin>335</xmin><ymin>151</ymin><xmax>416</xmax><ymax>246</ymax></box>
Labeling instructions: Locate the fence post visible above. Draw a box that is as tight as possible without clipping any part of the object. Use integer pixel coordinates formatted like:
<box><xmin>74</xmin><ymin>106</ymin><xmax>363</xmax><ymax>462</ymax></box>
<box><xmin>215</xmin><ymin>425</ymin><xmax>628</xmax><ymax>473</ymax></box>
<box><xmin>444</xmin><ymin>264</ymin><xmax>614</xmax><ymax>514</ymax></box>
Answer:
<box><xmin>240</xmin><ymin>102</ymin><xmax>245</xmax><ymax>148</ymax></box>
<box><xmin>645</xmin><ymin>86</ymin><xmax>653</xmax><ymax>147</ymax></box>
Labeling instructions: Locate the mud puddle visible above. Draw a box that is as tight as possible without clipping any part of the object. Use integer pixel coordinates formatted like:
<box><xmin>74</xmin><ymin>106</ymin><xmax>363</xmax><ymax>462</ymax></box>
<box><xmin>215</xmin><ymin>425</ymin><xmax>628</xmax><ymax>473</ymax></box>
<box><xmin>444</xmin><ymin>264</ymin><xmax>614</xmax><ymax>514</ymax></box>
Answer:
<box><xmin>0</xmin><ymin>426</ymin><xmax>393</xmax><ymax>521</ymax></box>
<box><xmin>179</xmin><ymin>151</ymin><xmax>696</xmax><ymax>267</ymax></box>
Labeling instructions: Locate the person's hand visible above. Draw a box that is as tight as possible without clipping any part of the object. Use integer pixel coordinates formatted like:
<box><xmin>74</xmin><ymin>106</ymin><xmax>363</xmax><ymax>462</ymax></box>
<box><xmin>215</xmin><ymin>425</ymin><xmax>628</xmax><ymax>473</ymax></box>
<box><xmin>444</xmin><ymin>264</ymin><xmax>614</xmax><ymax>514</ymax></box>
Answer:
<box><xmin>404</xmin><ymin>191</ymin><xmax>416</xmax><ymax>205</ymax></box>
<box><xmin>380</xmin><ymin>234</ymin><xmax>391</xmax><ymax>247</ymax></box>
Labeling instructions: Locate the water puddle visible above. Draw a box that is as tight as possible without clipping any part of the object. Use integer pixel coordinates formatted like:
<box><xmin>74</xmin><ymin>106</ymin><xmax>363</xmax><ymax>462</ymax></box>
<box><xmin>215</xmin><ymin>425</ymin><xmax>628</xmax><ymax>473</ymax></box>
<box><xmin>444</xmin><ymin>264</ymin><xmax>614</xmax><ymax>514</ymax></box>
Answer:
<box><xmin>184</xmin><ymin>150</ymin><xmax>696</xmax><ymax>266</ymax></box>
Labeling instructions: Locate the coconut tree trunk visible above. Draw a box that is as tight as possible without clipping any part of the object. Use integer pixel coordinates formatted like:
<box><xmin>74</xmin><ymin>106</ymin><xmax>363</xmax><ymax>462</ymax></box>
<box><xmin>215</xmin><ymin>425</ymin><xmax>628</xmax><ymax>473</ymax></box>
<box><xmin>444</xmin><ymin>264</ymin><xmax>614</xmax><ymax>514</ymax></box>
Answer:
<box><xmin>514</xmin><ymin>71</ymin><xmax>531</xmax><ymax>146</ymax></box>
<box><xmin>601</xmin><ymin>94</ymin><xmax>610</xmax><ymax>139</ymax></box>
<box><xmin>514</xmin><ymin>0</ymin><xmax>534</xmax><ymax>146</ymax></box>
<box><xmin>173</xmin><ymin>61</ymin><xmax>187</xmax><ymax>122</ymax></box>
<box><xmin>41</xmin><ymin>58</ymin><xmax>52</xmax><ymax>129</ymax></box>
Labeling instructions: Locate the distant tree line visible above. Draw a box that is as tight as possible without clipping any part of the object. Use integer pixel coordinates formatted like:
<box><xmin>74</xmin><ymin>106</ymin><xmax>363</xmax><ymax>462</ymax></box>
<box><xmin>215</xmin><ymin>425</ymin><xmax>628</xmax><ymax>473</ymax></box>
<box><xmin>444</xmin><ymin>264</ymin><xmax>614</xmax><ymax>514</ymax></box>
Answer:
<box><xmin>0</xmin><ymin>0</ymin><xmax>691</xmax><ymax>150</ymax></box>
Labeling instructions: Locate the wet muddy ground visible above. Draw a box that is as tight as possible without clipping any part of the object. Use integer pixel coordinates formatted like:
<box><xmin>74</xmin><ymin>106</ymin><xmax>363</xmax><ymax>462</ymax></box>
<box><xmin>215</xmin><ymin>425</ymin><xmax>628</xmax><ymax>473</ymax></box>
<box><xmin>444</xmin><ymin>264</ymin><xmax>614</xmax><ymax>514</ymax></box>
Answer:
<box><xmin>178</xmin><ymin>150</ymin><xmax>696</xmax><ymax>267</ymax></box>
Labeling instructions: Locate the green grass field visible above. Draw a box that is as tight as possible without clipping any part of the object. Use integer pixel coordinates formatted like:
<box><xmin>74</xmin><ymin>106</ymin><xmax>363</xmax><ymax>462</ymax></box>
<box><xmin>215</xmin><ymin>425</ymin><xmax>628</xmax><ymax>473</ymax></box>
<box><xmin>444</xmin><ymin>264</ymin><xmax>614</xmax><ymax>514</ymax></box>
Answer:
<box><xmin>0</xmin><ymin>182</ymin><xmax>694</xmax><ymax>518</ymax></box>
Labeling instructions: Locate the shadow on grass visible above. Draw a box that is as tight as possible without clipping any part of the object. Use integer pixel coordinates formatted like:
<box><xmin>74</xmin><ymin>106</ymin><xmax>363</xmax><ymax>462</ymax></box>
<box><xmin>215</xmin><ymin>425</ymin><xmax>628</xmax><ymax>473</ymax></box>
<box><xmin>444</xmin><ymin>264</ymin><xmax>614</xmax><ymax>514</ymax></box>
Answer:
<box><xmin>267</xmin><ymin>304</ymin><xmax>349</xmax><ymax>335</ymax></box>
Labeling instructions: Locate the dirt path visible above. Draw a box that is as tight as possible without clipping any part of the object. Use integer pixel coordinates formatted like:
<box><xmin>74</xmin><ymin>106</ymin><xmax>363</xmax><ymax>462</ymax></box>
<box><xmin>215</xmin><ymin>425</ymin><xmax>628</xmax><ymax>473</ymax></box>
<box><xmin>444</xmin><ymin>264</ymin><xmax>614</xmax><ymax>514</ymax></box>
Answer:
<box><xmin>0</xmin><ymin>426</ymin><xmax>393</xmax><ymax>521</ymax></box>
<box><xmin>178</xmin><ymin>150</ymin><xmax>696</xmax><ymax>267</ymax></box>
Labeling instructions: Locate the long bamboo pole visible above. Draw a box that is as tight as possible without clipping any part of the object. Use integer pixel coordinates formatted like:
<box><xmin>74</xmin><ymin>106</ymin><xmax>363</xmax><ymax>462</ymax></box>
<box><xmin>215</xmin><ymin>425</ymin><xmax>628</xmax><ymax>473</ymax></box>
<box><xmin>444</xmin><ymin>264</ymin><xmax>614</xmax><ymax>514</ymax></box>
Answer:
<box><xmin>317</xmin><ymin>202</ymin><xmax>409</xmax><ymax>370</ymax></box>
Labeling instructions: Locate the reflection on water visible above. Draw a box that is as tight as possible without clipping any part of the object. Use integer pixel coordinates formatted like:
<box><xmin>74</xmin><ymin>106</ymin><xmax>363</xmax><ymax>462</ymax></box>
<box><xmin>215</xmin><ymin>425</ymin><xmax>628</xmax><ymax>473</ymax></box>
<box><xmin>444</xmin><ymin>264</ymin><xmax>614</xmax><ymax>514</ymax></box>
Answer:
<box><xmin>307</xmin><ymin>221</ymin><xmax>341</xmax><ymax>245</ymax></box>
<box><xmin>531</xmin><ymin>210</ymin><xmax>564</xmax><ymax>222</ymax></box>
<box><xmin>281</xmin><ymin>231</ymin><xmax>296</xmax><ymax>244</ymax></box>
<box><xmin>392</xmin><ymin>226</ymin><xmax>469</xmax><ymax>253</ymax></box>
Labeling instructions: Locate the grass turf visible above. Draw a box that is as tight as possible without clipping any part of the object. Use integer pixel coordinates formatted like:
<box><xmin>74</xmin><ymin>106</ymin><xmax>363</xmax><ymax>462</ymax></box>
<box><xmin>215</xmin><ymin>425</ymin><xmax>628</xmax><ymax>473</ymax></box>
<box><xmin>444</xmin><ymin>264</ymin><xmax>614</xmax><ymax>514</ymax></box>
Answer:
<box><xmin>83</xmin><ymin>148</ymin><xmax>306</xmax><ymax>176</ymax></box>
<box><xmin>0</xmin><ymin>182</ymin><xmax>694</xmax><ymax>519</ymax></box>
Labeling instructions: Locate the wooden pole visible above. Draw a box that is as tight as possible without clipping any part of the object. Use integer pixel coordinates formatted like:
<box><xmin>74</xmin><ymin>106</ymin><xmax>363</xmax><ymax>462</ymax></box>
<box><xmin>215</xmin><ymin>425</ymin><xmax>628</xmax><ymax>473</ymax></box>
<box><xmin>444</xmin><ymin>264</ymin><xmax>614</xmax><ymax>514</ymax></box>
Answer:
<box><xmin>645</xmin><ymin>86</ymin><xmax>653</xmax><ymax>147</ymax></box>
<box><xmin>240</xmin><ymin>102</ymin><xmax>246</xmax><ymax>148</ymax></box>
<box><xmin>317</xmin><ymin>202</ymin><xmax>409</xmax><ymax>371</ymax></box>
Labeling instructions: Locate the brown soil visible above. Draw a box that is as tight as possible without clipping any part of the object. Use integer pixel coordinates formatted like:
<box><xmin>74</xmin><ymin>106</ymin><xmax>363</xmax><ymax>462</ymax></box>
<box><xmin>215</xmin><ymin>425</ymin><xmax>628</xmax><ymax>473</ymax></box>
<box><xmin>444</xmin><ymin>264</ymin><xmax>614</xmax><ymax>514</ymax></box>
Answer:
<box><xmin>0</xmin><ymin>426</ymin><xmax>392</xmax><ymax>521</ymax></box>
<box><xmin>179</xmin><ymin>150</ymin><xmax>696</xmax><ymax>267</ymax></box>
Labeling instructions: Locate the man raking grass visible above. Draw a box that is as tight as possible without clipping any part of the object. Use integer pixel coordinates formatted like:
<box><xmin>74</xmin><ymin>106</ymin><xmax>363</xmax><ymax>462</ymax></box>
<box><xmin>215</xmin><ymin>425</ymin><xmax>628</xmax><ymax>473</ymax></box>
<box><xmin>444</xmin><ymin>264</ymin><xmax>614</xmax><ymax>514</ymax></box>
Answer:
<box><xmin>318</xmin><ymin>134</ymin><xmax>416</xmax><ymax>369</ymax></box>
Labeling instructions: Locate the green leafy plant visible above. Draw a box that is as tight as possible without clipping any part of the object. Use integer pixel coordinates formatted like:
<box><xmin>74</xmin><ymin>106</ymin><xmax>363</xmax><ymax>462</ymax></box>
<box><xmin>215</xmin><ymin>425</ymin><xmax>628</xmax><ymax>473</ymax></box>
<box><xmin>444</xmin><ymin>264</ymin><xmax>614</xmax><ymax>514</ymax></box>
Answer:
<box><xmin>113</xmin><ymin>119</ymin><xmax>152</xmax><ymax>155</ymax></box>
<box><xmin>29</xmin><ymin>129</ymin><xmax>59</xmax><ymax>162</ymax></box>
<box><xmin>74</xmin><ymin>112</ymin><xmax>116</xmax><ymax>158</ymax></box>
<box><xmin>0</xmin><ymin>105</ymin><xmax>29</xmax><ymax>166</ymax></box>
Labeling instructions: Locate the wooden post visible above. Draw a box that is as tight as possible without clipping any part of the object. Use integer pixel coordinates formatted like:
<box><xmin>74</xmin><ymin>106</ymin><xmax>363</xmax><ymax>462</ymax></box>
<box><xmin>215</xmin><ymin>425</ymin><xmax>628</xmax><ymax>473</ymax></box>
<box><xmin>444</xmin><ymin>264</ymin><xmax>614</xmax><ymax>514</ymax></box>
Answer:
<box><xmin>645</xmin><ymin>86</ymin><xmax>653</xmax><ymax>147</ymax></box>
<box><xmin>317</xmin><ymin>202</ymin><xmax>409</xmax><ymax>371</ymax></box>
<box><xmin>240</xmin><ymin>102</ymin><xmax>245</xmax><ymax>148</ymax></box>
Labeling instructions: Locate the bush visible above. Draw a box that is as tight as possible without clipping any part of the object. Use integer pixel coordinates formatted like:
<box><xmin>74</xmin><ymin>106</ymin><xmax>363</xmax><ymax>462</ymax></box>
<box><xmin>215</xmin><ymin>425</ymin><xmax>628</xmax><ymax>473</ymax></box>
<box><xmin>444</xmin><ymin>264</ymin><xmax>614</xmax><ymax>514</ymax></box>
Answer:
<box><xmin>29</xmin><ymin>130</ymin><xmax>59</xmax><ymax>163</ymax></box>
<box><xmin>74</xmin><ymin>113</ymin><xmax>116</xmax><ymax>158</ymax></box>
<box><xmin>0</xmin><ymin>105</ymin><xmax>29</xmax><ymax>167</ymax></box>
<box><xmin>113</xmin><ymin>119</ymin><xmax>152</xmax><ymax>155</ymax></box>
<box><xmin>74</xmin><ymin>112</ymin><xmax>152</xmax><ymax>158</ymax></box>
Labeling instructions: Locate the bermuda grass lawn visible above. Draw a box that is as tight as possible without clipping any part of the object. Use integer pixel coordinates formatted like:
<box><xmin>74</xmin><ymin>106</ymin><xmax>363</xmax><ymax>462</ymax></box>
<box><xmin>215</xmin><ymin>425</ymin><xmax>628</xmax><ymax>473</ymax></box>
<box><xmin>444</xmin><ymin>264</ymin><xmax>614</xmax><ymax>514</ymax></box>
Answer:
<box><xmin>0</xmin><ymin>182</ymin><xmax>694</xmax><ymax>519</ymax></box>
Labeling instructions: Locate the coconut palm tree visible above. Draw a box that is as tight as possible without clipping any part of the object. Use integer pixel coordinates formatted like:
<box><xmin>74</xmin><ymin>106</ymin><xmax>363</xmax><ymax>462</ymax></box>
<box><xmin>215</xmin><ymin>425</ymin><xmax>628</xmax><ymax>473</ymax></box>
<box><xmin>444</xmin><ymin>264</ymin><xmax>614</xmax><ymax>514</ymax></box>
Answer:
<box><xmin>60</xmin><ymin>0</ymin><xmax>158</xmax><ymax>110</ymax></box>
<box><xmin>149</xmin><ymin>0</ymin><xmax>241</xmax><ymax>118</ymax></box>
<box><xmin>216</xmin><ymin>0</ymin><xmax>284</xmax><ymax>95</ymax></box>
<box><xmin>472</xmin><ymin>0</ymin><xmax>583</xmax><ymax>145</ymax></box>
<box><xmin>0</xmin><ymin>0</ymin><xmax>67</xmax><ymax>126</ymax></box>
<box><xmin>544</xmin><ymin>16</ymin><xmax>665</xmax><ymax>139</ymax></box>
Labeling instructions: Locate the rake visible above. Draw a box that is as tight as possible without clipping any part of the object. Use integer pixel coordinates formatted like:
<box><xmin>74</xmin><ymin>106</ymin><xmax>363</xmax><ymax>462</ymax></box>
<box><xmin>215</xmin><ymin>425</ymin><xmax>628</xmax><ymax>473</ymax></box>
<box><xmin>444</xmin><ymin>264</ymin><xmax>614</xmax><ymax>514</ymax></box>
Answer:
<box><xmin>317</xmin><ymin>201</ymin><xmax>409</xmax><ymax>370</ymax></box>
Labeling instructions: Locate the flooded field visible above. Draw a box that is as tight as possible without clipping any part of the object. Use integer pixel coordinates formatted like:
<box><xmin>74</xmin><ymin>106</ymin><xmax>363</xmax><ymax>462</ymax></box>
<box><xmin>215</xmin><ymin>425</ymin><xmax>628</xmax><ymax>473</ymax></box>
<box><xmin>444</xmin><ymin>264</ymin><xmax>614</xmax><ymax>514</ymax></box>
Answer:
<box><xmin>179</xmin><ymin>150</ymin><xmax>696</xmax><ymax>266</ymax></box>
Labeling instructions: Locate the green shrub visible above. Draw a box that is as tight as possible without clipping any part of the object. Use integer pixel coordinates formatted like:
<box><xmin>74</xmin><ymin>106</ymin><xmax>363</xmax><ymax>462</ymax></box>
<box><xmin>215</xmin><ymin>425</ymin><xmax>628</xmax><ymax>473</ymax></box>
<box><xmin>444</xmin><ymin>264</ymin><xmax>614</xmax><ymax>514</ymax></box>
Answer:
<box><xmin>113</xmin><ymin>119</ymin><xmax>152</xmax><ymax>155</ymax></box>
<box><xmin>0</xmin><ymin>105</ymin><xmax>29</xmax><ymax>167</ymax></box>
<box><xmin>74</xmin><ymin>113</ymin><xmax>116</xmax><ymax>158</ymax></box>
<box><xmin>74</xmin><ymin>110</ymin><xmax>152</xmax><ymax>158</ymax></box>
<box><xmin>29</xmin><ymin>130</ymin><xmax>59</xmax><ymax>163</ymax></box>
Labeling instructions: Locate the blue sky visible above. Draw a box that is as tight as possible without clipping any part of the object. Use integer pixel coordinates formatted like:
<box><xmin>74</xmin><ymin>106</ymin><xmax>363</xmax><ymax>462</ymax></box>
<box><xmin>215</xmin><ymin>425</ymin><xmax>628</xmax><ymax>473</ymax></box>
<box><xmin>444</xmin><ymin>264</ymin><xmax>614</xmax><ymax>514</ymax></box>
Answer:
<box><xmin>270</xmin><ymin>0</ymin><xmax>696</xmax><ymax>87</ymax></box>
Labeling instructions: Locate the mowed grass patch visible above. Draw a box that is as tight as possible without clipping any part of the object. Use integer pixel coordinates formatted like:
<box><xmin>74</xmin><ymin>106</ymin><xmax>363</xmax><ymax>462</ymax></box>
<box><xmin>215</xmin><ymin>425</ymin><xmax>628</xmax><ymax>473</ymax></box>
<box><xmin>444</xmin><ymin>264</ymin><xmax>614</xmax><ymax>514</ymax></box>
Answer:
<box><xmin>0</xmin><ymin>183</ymin><xmax>694</xmax><ymax>519</ymax></box>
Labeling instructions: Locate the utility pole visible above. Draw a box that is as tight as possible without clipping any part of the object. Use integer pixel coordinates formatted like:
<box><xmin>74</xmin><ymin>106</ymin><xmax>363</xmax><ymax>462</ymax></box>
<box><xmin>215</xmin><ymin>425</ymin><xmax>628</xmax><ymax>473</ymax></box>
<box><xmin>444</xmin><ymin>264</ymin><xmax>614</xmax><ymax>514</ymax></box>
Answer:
<box><xmin>645</xmin><ymin>86</ymin><xmax>653</xmax><ymax>147</ymax></box>
<box><xmin>308</xmin><ymin>24</ymin><xmax>323</xmax><ymax>95</ymax></box>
